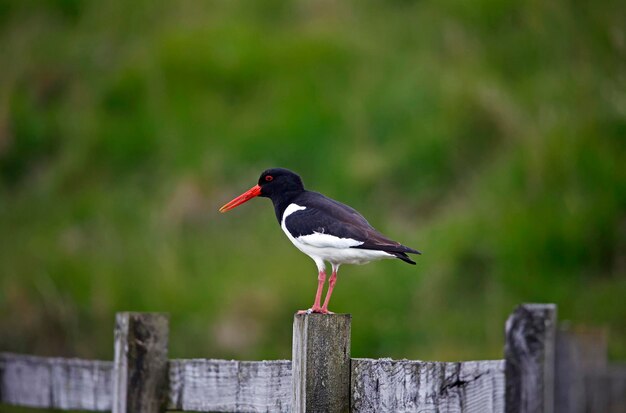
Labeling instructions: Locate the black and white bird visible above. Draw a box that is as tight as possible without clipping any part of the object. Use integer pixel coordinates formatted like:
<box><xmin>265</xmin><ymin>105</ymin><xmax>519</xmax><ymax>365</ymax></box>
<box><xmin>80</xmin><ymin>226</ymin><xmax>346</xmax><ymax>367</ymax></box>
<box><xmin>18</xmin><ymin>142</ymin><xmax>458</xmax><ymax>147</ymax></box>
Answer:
<box><xmin>219</xmin><ymin>168</ymin><xmax>420</xmax><ymax>314</ymax></box>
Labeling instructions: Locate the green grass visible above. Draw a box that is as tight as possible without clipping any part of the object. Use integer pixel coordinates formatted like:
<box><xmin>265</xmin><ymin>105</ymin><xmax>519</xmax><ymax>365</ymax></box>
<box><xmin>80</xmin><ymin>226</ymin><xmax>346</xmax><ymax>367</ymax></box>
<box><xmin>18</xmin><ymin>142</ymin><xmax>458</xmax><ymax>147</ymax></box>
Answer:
<box><xmin>0</xmin><ymin>0</ymin><xmax>625</xmax><ymax>366</ymax></box>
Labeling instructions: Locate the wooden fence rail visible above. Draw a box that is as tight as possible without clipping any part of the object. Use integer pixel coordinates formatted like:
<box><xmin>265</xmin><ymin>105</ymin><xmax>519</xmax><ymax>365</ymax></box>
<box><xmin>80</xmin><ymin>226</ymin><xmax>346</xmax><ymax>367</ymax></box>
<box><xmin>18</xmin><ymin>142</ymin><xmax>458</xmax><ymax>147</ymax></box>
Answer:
<box><xmin>1</xmin><ymin>303</ymin><xmax>625</xmax><ymax>413</ymax></box>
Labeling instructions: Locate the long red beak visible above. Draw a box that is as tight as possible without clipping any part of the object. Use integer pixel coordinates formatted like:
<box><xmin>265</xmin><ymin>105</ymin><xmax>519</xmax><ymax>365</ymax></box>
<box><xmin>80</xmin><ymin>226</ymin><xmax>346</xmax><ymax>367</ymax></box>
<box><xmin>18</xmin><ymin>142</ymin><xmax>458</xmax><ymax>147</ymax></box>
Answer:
<box><xmin>219</xmin><ymin>185</ymin><xmax>262</xmax><ymax>212</ymax></box>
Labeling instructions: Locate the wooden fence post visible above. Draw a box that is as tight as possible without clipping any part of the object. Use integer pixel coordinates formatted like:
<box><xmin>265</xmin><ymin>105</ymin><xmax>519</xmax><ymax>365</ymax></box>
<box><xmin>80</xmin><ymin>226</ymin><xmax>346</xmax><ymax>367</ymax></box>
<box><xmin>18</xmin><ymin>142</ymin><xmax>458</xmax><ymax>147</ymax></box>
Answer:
<box><xmin>112</xmin><ymin>312</ymin><xmax>169</xmax><ymax>413</ymax></box>
<box><xmin>292</xmin><ymin>313</ymin><xmax>351</xmax><ymax>413</ymax></box>
<box><xmin>505</xmin><ymin>303</ymin><xmax>557</xmax><ymax>413</ymax></box>
<box><xmin>555</xmin><ymin>325</ymin><xmax>607</xmax><ymax>413</ymax></box>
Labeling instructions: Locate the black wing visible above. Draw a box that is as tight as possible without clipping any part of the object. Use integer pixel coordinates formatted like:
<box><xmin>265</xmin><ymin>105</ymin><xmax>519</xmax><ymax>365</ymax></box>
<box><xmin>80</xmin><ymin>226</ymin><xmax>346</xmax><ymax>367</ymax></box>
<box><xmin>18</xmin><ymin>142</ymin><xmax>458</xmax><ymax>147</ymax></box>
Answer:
<box><xmin>287</xmin><ymin>191</ymin><xmax>421</xmax><ymax>263</ymax></box>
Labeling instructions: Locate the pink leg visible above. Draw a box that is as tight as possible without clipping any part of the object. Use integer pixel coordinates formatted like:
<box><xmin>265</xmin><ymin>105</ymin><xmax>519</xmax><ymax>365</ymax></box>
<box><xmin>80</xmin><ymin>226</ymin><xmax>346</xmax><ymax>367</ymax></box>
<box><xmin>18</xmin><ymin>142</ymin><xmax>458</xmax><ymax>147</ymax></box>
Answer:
<box><xmin>312</xmin><ymin>270</ymin><xmax>325</xmax><ymax>311</ymax></box>
<box><xmin>298</xmin><ymin>271</ymin><xmax>326</xmax><ymax>314</ymax></box>
<box><xmin>321</xmin><ymin>268</ymin><xmax>338</xmax><ymax>313</ymax></box>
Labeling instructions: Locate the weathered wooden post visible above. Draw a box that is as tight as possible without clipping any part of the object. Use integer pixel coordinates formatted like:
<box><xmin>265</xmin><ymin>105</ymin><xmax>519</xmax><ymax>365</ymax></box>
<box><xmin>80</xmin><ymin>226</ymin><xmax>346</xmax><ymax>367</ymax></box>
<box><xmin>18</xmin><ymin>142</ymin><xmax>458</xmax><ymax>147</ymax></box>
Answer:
<box><xmin>555</xmin><ymin>325</ymin><xmax>607</xmax><ymax>413</ymax></box>
<box><xmin>112</xmin><ymin>312</ymin><xmax>169</xmax><ymax>413</ymax></box>
<box><xmin>292</xmin><ymin>313</ymin><xmax>351</xmax><ymax>413</ymax></box>
<box><xmin>505</xmin><ymin>303</ymin><xmax>557</xmax><ymax>413</ymax></box>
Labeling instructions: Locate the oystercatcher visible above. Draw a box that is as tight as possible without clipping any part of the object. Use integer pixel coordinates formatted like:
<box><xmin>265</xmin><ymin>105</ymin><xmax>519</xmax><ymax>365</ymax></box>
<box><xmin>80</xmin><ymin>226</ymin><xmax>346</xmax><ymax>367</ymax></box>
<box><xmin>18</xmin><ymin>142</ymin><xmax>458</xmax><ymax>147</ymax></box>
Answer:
<box><xmin>219</xmin><ymin>168</ymin><xmax>420</xmax><ymax>314</ymax></box>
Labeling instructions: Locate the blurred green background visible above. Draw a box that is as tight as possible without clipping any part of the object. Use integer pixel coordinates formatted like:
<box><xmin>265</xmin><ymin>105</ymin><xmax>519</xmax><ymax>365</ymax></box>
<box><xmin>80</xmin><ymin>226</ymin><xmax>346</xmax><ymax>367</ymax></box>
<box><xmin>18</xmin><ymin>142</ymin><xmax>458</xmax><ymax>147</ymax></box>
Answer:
<box><xmin>0</xmin><ymin>0</ymin><xmax>625</xmax><ymax>366</ymax></box>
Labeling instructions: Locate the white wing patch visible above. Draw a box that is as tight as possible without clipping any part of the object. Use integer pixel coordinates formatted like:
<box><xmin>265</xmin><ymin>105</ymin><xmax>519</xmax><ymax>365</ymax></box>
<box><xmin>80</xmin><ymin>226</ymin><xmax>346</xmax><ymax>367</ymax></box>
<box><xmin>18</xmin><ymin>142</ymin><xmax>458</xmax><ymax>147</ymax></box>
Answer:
<box><xmin>297</xmin><ymin>232</ymin><xmax>364</xmax><ymax>249</ymax></box>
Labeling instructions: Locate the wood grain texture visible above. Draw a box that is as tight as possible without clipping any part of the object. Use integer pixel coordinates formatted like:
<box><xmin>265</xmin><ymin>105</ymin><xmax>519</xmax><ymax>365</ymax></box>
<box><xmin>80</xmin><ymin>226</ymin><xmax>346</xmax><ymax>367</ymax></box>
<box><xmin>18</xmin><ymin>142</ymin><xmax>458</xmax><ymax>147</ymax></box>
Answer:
<box><xmin>351</xmin><ymin>358</ymin><xmax>505</xmax><ymax>413</ymax></box>
<box><xmin>0</xmin><ymin>352</ymin><xmax>113</xmax><ymax>411</ymax></box>
<box><xmin>292</xmin><ymin>313</ymin><xmax>351</xmax><ymax>413</ymax></box>
<box><xmin>113</xmin><ymin>312</ymin><xmax>169</xmax><ymax>413</ymax></box>
<box><xmin>167</xmin><ymin>359</ymin><xmax>292</xmax><ymax>412</ymax></box>
<box><xmin>505</xmin><ymin>303</ymin><xmax>557</xmax><ymax>413</ymax></box>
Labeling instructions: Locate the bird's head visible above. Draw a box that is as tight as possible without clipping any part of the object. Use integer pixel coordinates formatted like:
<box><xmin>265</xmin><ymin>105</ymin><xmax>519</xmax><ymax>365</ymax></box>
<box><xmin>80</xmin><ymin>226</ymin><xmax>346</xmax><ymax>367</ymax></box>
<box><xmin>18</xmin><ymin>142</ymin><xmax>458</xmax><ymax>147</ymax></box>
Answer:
<box><xmin>219</xmin><ymin>168</ymin><xmax>304</xmax><ymax>212</ymax></box>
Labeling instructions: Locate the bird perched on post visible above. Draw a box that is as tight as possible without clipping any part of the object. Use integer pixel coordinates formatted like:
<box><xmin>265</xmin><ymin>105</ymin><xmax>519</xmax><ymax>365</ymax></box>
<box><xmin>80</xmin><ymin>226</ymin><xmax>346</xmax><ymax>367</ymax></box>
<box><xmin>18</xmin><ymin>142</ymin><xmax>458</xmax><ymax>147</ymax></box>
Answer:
<box><xmin>219</xmin><ymin>168</ymin><xmax>420</xmax><ymax>314</ymax></box>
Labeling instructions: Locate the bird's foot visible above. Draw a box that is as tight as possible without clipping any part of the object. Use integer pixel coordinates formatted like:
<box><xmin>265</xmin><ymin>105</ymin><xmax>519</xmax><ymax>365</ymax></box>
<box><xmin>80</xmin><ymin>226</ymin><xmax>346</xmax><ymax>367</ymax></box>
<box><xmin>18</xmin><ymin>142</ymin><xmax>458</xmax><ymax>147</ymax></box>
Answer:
<box><xmin>297</xmin><ymin>307</ymin><xmax>334</xmax><ymax>315</ymax></box>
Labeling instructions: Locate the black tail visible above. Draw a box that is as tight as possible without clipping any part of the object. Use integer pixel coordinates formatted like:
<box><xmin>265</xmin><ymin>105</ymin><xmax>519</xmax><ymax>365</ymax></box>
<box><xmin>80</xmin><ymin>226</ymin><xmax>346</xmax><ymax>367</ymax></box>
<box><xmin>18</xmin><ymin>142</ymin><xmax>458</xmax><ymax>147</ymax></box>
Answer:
<box><xmin>391</xmin><ymin>251</ymin><xmax>417</xmax><ymax>265</ymax></box>
<box><xmin>352</xmin><ymin>242</ymin><xmax>421</xmax><ymax>265</ymax></box>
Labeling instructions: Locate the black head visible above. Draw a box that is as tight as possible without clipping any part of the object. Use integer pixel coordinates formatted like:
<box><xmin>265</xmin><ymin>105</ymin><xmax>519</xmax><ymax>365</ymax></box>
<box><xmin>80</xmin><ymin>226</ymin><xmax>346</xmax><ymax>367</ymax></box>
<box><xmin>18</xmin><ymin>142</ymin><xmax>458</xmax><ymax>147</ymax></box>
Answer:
<box><xmin>219</xmin><ymin>168</ymin><xmax>305</xmax><ymax>213</ymax></box>
<box><xmin>257</xmin><ymin>168</ymin><xmax>305</xmax><ymax>199</ymax></box>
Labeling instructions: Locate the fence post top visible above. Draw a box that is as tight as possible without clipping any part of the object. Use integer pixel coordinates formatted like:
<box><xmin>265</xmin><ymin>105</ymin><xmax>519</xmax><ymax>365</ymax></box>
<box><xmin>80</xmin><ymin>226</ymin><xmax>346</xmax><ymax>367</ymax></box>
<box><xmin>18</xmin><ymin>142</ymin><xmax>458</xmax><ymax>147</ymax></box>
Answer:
<box><xmin>515</xmin><ymin>303</ymin><xmax>557</xmax><ymax>311</ymax></box>
<box><xmin>115</xmin><ymin>312</ymin><xmax>170</xmax><ymax>318</ymax></box>
<box><xmin>293</xmin><ymin>313</ymin><xmax>352</xmax><ymax>320</ymax></box>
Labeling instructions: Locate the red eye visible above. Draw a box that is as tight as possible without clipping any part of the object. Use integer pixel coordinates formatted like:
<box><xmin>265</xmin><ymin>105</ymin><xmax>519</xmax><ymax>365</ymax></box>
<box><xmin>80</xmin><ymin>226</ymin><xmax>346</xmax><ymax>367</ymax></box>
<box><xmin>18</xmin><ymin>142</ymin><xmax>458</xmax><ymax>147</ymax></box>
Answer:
<box><xmin>265</xmin><ymin>175</ymin><xmax>273</xmax><ymax>182</ymax></box>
